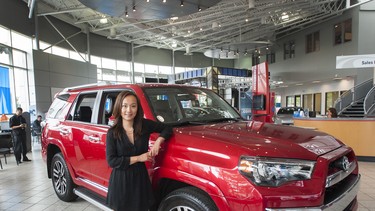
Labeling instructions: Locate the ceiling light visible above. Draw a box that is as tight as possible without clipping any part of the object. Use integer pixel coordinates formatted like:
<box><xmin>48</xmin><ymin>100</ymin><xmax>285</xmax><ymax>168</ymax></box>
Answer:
<box><xmin>163</xmin><ymin>0</ymin><xmax>166</xmax><ymax>3</ymax></box>
<box><xmin>170</xmin><ymin>16</ymin><xmax>178</xmax><ymax>20</ymax></box>
<box><xmin>99</xmin><ymin>18</ymin><xmax>108</xmax><ymax>24</ymax></box>
<box><xmin>245</xmin><ymin>18</ymin><xmax>248</xmax><ymax>22</ymax></box>
<box><xmin>198</xmin><ymin>6</ymin><xmax>202</xmax><ymax>11</ymax></box>
<box><xmin>200</xmin><ymin>27</ymin><xmax>202</xmax><ymax>31</ymax></box>
<box><xmin>296</xmin><ymin>83</ymin><xmax>303</xmax><ymax>86</ymax></box>
<box><xmin>312</xmin><ymin>81</ymin><xmax>320</xmax><ymax>83</ymax></box>
<box><xmin>146</xmin><ymin>0</ymin><xmax>149</xmax><ymax>2</ymax></box>
<box><xmin>133</xmin><ymin>6</ymin><xmax>136</xmax><ymax>12</ymax></box>
<box><xmin>125</xmin><ymin>11</ymin><xmax>128</xmax><ymax>17</ymax></box>
<box><xmin>281</xmin><ymin>12</ymin><xmax>289</xmax><ymax>20</ymax></box>
<box><xmin>180</xmin><ymin>1</ymin><xmax>184</xmax><ymax>6</ymax></box>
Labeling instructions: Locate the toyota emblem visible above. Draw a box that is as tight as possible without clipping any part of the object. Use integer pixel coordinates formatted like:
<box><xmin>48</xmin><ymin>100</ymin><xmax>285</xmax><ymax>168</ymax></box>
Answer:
<box><xmin>341</xmin><ymin>156</ymin><xmax>350</xmax><ymax>171</ymax></box>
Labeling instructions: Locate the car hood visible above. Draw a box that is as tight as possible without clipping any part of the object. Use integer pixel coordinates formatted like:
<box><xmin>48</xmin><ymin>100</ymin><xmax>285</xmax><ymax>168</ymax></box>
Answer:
<box><xmin>175</xmin><ymin>121</ymin><xmax>342</xmax><ymax>160</ymax></box>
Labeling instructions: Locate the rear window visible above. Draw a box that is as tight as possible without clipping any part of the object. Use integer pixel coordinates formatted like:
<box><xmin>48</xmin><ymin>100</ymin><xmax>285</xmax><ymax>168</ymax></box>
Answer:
<box><xmin>47</xmin><ymin>94</ymin><xmax>70</xmax><ymax>119</ymax></box>
<box><xmin>277</xmin><ymin>107</ymin><xmax>300</xmax><ymax>115</ymax></box>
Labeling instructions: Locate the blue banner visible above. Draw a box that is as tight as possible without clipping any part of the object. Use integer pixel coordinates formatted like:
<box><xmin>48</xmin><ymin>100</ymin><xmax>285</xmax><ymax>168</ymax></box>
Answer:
<box><xmin>0</xmin><ymin>66</ymin><xmax>12</xmax><ymax>114</ymax></box>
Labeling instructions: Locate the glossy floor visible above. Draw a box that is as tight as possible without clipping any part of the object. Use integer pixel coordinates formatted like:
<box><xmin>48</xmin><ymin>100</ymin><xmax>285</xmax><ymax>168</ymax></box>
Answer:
<box><xmin>0</xmin><ymin>144</ymin><xmax>375</xmax><ymax>211</ymax></box>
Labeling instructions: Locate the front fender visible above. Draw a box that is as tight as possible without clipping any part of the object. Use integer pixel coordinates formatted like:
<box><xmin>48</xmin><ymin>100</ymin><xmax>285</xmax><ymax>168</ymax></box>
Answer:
<box><xmin>153</xmin><ymin>167</ymin><xmax>230</xmax><ymax>211</ymax></box>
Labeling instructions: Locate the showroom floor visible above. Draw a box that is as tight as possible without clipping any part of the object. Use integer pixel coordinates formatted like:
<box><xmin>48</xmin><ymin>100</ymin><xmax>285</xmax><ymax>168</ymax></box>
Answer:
<box><xmin>1</xmin><ymin>144</ymin><xmax>375</xmax><ymax>211</ymax></box>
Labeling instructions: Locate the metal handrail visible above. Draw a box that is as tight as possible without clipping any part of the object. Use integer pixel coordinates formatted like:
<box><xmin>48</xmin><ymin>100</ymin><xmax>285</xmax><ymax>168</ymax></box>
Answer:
<box><xmin>334</xmin><ymin>79</ymin><xmax>373</xmax><ymax>114</ymax></box>
<box><xmin>364</xmin><ymin>85</ymin><xmax>375</xmax><ymax>115</ymax></box>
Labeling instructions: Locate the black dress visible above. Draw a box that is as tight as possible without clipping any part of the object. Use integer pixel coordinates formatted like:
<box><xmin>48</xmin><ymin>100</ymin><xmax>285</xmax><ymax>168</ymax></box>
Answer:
<box><xmin>106</xmin><ymin>118</ymin><xmax>172</xmax><ymax>211</ymax></box>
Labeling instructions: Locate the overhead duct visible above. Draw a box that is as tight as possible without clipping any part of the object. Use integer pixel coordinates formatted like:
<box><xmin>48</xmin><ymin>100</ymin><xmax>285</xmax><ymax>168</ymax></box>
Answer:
<box><xmin>249</xmin><ymin>0</ymin><xmax>255</xmax><ymax>9</ymax></box>
<box><xmin>108</xmin><ymin>28</ymin><xmax>116</xmax><ymax>39</ymax></box>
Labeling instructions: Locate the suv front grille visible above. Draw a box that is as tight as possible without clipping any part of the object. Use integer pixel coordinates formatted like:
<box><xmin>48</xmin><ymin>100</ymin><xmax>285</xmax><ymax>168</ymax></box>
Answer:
<box><xmin>324</xmin><ymin>151</ymin><xmax>359</xmax><ymax>205</ymax></box>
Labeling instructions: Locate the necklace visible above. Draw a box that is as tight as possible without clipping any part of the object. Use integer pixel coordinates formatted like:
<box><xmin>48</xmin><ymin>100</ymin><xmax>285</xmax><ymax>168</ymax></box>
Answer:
<box><xmin>124</xmin><ymin>127</ymin><xmax>134</xmax><ymax>133</ymax></box>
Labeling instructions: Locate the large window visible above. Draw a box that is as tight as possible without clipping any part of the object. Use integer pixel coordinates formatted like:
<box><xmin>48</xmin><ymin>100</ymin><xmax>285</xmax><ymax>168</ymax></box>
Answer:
<box><xmin>266</xmin><ymin>52</ymin><xmax>276</xmax><ymax>64</ymax></box>
<box><xmin>0</xmin><ymin>27</ymin><xmax>32</xmax><ymax>114</ymax></box>
<box><xmin>306</xmin><ymin>31</ymin><xmax>320</xmax><ymax>53</ymax></box>
<box><xmin>325</xmin><ymin>91</ymin><xmax>339</xmax><ymax>114</ymax></box>
<box><xmin>286</xmin><ymin>96</ymin><xmax>295</xmax><ymax>107</ymax></box>
<box><xmin>334</xmin><ymin>19</ymin><xmax>352</xmax><ymax>45</ymax></box>
<box><xmin>284</xmin><ymin>41</ymin><xmax>295</xmax><ymax>60</ymax></box>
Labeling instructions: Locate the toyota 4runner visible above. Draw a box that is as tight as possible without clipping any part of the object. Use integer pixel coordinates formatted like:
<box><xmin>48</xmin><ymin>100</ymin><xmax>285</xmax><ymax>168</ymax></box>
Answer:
<box><xmin>42</xmin><ymin>83</ymin><xmax>360</xmax><ymax>211</ymax></box>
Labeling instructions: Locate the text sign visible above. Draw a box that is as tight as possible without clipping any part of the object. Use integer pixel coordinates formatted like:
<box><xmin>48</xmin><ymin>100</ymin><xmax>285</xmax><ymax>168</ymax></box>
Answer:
<box><xmin>336</xmin><ymin>54</ymin><xmax>375</xmax><ymax>69</ymax></box>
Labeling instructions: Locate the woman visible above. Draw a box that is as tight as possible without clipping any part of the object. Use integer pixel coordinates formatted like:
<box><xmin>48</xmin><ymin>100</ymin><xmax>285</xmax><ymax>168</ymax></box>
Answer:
<box><xmin>327</xmin><ymin>107</ymin><xmax>338</xmax><ymax>118</ymax></box>
<box><xmin>106</xmin><ymin>91</ymin><xmax>173</xmax><ymax>211</ymax></box>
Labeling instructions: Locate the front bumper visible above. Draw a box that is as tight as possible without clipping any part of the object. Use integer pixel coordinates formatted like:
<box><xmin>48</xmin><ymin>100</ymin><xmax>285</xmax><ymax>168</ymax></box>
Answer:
<box><xmin>265</xmin><ymin>174</ymin><xmax>360</xmax><ymax>211</ymax></box>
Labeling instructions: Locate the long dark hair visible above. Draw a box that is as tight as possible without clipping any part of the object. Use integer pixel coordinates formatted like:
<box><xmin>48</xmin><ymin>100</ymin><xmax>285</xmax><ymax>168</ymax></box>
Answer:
<box><xmin>111</xmin><ymin>91</ymin><xmax>144</xmax><ymax>140</ymax></box>
<box><xmin>328</xmin><ymin>107</ymin><xmax>338</xmax><ymax>118</ymax></box>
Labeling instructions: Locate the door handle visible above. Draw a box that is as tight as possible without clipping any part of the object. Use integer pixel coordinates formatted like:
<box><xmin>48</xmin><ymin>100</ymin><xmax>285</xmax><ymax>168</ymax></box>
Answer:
<box><xmin>88</xmin><ymin>136</ymin><xmax>100</xmax><ymax>142</ymax></box>
<box><xmin>59</xmin><ymin>129</ymin><xmax>70</xmax><ymax>135</ymax></box>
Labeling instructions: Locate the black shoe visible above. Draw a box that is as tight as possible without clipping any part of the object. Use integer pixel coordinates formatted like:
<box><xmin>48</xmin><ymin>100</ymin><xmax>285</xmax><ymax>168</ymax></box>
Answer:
<box><xmin>17</xmin><ymin>160</ymin><xmax>22</xmax><ymax>165</ymax></box>
<box><xmin>23</xmin><ymin>159</ymin><xmax>31</xmax><ymax>162</ymax></box>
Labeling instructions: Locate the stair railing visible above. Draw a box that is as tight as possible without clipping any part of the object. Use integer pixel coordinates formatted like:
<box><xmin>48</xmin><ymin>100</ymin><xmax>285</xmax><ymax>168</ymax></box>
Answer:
<box><xmin>334</xmin><ymin>79</ymin><xmax>373</xmax><ymax>114</ymax></box>
<box><xmin>364</xmin><ymin>85</ymin><xmax>375</xmax><ymax>116</ymax></box>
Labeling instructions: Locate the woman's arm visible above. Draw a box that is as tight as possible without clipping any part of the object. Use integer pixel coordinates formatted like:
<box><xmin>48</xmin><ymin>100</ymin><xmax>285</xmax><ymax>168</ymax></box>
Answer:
<box><xmin>144</xmin><ymin>119</ymin><xmax>173</xmax><ymax>156</ymax></box>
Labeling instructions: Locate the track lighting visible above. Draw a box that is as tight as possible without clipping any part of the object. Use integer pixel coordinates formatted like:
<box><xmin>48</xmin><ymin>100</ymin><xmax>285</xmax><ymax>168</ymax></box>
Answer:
<box><xmin>198</xmin><ymin>6</ymin><xmax>202</xmax><ymax>11</ymax></box>
<box><xmin>133</xmin><ymin>5</ymin><xmax>136</xmax><ymax>12</ymax></box>
<box><xmin>180</xmin><ymin>1</ymin><xmax>184</xmax><ymax>7</ymax></box>
<box><xmin>125</xmin><ymin>11</ymin><xmax>128</xmax><ymax>17</ymax></box>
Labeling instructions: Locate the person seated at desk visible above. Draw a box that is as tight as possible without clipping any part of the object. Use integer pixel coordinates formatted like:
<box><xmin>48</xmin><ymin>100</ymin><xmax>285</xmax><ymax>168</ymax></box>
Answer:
<box><xmin>327</xmin><ymin>107</ymin><xmax>338</xmax><ymax>118</ymax></box>
<box><xmin>31</xmin><ymin>115</ymin><xmax>42</xmax><ymax>143</ymax></box>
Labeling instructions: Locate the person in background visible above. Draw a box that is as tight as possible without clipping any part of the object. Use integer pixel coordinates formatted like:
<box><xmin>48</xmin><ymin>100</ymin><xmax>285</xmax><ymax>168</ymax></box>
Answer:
<box><xmin>9</xmin><ymin>107</ymin><xmax>31</xmax><ymax>164</ymax></box>
<box><xmin>106</xmin><ymin>91</ymin><xmax>173</xmax><ymax>211</ymax></box>
<box><xmin>32</xmin><ymin>115</ymin><xmax>42</xmax><ymax>143</ymax></box>
<box><xmin>327</xmin><ymin>107</ymin><xmax>338</xmax><ymax>118</ymax></box>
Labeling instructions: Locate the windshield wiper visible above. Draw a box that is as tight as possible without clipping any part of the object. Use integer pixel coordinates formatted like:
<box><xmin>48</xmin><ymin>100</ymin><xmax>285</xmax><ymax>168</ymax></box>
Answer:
<box><xmin>171</xmin><ymin>120</ymin><xmax>207</xmax><ymax>126</ymax></box>
<box><xmin>203</xmin><ymin>117</ymin><xmax>242</xmax><ymax>123</ymax></box>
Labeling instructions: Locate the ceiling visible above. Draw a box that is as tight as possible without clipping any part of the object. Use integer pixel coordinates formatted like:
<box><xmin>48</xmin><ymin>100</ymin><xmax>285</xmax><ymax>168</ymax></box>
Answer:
<box><xmin>26</xmin><ymin>0</ymin><xmax>371</xmax><ymax>87</ymax></box>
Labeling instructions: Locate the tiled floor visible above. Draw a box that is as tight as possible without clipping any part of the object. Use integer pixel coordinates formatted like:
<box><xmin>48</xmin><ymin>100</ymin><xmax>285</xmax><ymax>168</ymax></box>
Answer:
<box><xmin>1</xmin><ymin>144</ymin><xmax>375</xmax><ymax>211</ymax></box>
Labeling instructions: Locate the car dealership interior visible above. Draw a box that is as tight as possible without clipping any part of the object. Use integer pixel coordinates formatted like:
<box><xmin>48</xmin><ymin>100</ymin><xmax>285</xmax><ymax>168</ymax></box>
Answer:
<box><xmin>1</xmin><ymin>0</ymin><xmax>375</xmax><ymax>210</ymax></box>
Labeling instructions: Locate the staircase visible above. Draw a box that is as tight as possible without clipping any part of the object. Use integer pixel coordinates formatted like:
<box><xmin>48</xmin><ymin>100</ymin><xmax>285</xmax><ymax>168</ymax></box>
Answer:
<box><xmin>340</xmin><ymin>99</ymin><xmax>365</xmax><ymax>118</ymax></box>
<box><xmin>335</xmin><ymin>79</ymin><xmax>373</xmax><ymax>118</ymax></box>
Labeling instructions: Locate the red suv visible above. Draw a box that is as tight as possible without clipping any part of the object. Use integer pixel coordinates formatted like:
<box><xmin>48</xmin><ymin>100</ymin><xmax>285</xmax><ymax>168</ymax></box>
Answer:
<box><xmin>42</xmin><ymin>83</ymin><xmax>360</xmax><ymax>211</ymax></box>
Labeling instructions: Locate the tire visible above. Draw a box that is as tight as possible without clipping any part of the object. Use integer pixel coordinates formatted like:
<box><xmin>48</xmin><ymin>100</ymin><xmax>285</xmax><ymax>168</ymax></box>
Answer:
<box><xmin>158</xmin><ymin>187</ymin><xmax>218</xmax><ymax>211</ymax></box>
<box><xmin>51</xmin><ymin>153</ymin><xmax>78</xmax><ymax>202</ymax></box>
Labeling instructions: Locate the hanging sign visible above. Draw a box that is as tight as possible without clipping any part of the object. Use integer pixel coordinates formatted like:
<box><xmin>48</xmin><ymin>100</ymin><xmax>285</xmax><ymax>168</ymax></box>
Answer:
<box><xmin>336</xmin><ymin>54</ymin><xmax>375</xmax><ymax>69</ymax></box>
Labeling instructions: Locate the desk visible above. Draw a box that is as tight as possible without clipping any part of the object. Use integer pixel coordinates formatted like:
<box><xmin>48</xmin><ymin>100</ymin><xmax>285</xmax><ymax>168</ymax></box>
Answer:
<box><xmin>294</xmin><ymin>117</ymin><xmax>375</xmax><ymax>158</ymax></box>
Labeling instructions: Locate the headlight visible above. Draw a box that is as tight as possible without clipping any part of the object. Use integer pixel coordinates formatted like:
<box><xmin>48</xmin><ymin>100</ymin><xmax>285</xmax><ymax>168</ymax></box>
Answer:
<box><xmin>238</xmin><ymin>156</ymin><xmax>315</xmax><ymax>187</ymax></box>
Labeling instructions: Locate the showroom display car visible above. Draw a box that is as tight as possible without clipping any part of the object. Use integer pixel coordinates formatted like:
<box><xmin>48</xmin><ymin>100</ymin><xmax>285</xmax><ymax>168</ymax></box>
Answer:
<box><xmin>42</xmin><ymin>83</ymin><xmax>360</xmax><ymax>211</ymax></box>
<box><xmin>274</xmin><ymin>106</ymin><xmax>305</xmax><ymax>125</ymax></box>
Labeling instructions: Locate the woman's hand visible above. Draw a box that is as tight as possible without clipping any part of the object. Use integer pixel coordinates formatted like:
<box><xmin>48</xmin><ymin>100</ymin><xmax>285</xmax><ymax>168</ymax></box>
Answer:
<box><xmin>137</xmin><ymin>152</ymin><xmax>152</xmax><ymax>162</ymax></box>
<box><xmin>149</xmin><ymin>138</ymin><xmax>165</xmax><ymax>157</ymax></box>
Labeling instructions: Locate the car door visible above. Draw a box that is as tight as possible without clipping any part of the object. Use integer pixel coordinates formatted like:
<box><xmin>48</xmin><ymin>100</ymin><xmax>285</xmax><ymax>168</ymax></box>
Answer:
<box><xmin>89</xmin><ymin>90</ymin><xmax>122</xmax><ymax>191</ymax></box>
<box><xmin>62</xmin><ymin>92</ymin><xmax>98</xmax><ymax>180</ymax></box>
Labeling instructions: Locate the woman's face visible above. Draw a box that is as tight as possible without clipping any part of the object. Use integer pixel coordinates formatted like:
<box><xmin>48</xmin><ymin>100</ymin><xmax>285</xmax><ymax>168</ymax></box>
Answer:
<box><xmin>327</xmin><ymin>110</ymin><xmax>332</xmax><ymax>118</ymax></box>
<box><xmin>121</xmin><ymin>95</ymin><xmax>138</xmax><ymax>121</ymax></box>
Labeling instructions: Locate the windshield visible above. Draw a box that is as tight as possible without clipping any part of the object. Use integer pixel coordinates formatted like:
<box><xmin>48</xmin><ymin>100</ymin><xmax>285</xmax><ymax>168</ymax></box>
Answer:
<box><xmin>143</xmin><ymin>86</ymin><xmax>241</xmax><ymax>125</ymax></box>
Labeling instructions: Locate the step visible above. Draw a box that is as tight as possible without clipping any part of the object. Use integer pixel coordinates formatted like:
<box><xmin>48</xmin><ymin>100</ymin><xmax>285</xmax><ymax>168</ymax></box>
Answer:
<box><xmin>341</xmin><ymin>110</ymin><xmax>365</xmax><ymax>114</ymax></box>
<box><xmin>74</xmin><ymin>187</ymin><xmax>111</xmax><ymax>211</ymax></box>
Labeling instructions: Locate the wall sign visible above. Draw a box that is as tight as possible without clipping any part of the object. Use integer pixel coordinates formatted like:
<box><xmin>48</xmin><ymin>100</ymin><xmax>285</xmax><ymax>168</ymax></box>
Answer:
<box><xmin>336</xmin><ymin>54</ymin><xmax>375</xmax><ymax>69</ymax></box>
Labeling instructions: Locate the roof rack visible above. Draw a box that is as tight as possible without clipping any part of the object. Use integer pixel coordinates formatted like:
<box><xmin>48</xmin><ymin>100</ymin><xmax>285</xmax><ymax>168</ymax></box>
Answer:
<box><xmin>62</xmin><ymin>81</ymin><xmax>114</xmax><ymax>92</ymax></box>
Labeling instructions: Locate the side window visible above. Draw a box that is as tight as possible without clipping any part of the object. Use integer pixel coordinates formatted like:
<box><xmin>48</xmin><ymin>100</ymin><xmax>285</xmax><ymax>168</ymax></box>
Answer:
<box><xmin>68</xmin><ymin>93</ymin><xmax>97</xmax><ymax>123</ymax></box>
<box><xmin>98</xmin><ymin>91</ymin><xmax>121</xmax><ymax>125</ymax></box>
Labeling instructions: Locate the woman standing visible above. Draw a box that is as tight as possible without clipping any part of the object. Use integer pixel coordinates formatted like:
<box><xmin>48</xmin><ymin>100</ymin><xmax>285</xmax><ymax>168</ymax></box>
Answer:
<box><xmin>106</xmin><ymin>91</ymin><xmax>172</xmax><ymax>211</ymax></box>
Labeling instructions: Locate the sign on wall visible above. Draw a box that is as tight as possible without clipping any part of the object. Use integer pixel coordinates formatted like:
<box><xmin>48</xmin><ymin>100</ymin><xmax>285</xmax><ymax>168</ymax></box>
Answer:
<box><xmin>336</xmin><ymin>54</ymin><xmax>375</xmax><ymax>69</ymax></box>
